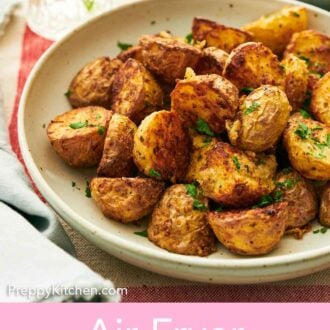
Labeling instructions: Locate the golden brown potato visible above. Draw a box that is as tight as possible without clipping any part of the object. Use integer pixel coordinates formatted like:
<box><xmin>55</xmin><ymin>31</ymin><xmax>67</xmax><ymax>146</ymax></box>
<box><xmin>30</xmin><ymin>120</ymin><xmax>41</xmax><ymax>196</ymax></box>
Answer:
<box><xmin>171</xmin><ymin>73</ymin><xmax>239</xmax><ymax>134</ymax></box>
<box><xmin>242</xmin><ymin>6</ymin><xmax>308</xmax><ymax>55</ymax></box>
<box><xmin>47</xmin><ymin>107</ymin><xmax>112</xmax><ymax>167</ymax></box>
<box><xmin>320</xmin><ymin>182</ymin><xmax>330</xmax><ymax>227</ymax></box>
<box><xmin>223</xmin><ymin>42</ymin><xmax>285</xmax><ymax>90</ymax></box>
<box><xmin>276</xmin><ymin>168</ymin><xmax>317</xmax><ymax>229</ymax></box>
<box><xmin>117</xmin><ymin>45</ymin><xmax>144</xmax><ymax>63</ymax></box>
<box><xmin>283</xmin><ymin>112</ymin><xmax>330</xmax><ymax>180</ymax></box>
<box><xmin>284</xmin><ymin>30</ymin><xmax>330</xmax><ymax>75</ymax></box>
<box><xmin>111</xmin><ymin>58</ymin><xmax>163</xmax><ymax>124</ymax></box>
<box><xmin>192</xmin><ymin>17</ymin><xmax>253</xmax><ymax>53</ymax></box>
<box><xmin>208</xmin><ymin>202</ymin><xmax>287</xmax><ymax>256</ymax></box>
<box><xmin>91</xmin><ymin>177</ymin><xmax>164</xmax><ymax>223</ymax></box>
<box><xmin>97</xmin><ymin>113</ymin><xmax>137</xmax><ymax>177</ymax></box>
<box><xmin>133</xmin><ymin>110</ymin><xmax>191</xmax><ymax>183</ymax></box>
<box><xmin>186</xmin><ymin>141</ymin><xmax>277</xmax><ymax>207</ymax></box>
<box><xmin>139</xmin><ymin>35</ymin><xmax>201</xmax><ymax>84</ymax></box>
<box><xmin>148</xmin><ymin>184</ymin><xmax>216</xmax><ymax>256</ymax></box>
<box><xmin>68</xmin><ymin>57</ymin><xmax>122</xmax><ymax>108</ymax></box>
<box><xmin>227</xmin><ymin>85</ymin><xmax>291</xmax><ymax>152</ymax></box>
<box><xmin>311</xmin><ymin>72</ymin><xmax>330</xmax><ymax>125</ymax></box>
<box><xmin>281</xmin><ymin>54</ymin><xmax>309</xmax><ymax>111</ymax></box>
<box><xmin>195</xmin><ymin>47</ymin><xmax>229</xmax><ymax>75</ymax></box>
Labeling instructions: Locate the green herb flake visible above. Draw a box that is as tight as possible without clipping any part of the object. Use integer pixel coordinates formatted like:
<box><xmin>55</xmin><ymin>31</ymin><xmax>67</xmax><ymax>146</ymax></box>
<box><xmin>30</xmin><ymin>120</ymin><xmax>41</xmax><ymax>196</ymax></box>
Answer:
<box><xmin>97</xmin><ymin>125</ymin><xmax>105</xmax><ymax>136</ymax></box>
<box><xmin>295</xmin><ymin>123</ymin><xmax>311</xmax><ymax>139</ymax></box>
<box><xmin>71</xmin><ymin>181</ymin><xmax>76</xmax><ymax>188</ymax></box>
<box><xmin>252</xmin><ymin>195</ymin><xmax>273</xmax><ymax>208</ymax></box>
<box><xmin>69</xmin><ymin>121</ymin><xmax>89</xmax><ymax>129</ymax></box>
<box><xmin>312</xmin><ymin>126</ymin><xmax>323</xmax><ymax>131</ymax></box>
<box><xmin>82</xmin><ymin>0</ymin><xmax>94</xmax><ymax>12</ymax></box>
<box><xmin>117</xmin><ymin>41</ymin><xmax>133</xmax><ymax>51</ymax></box>
<box><xmin>292</xmin><ymin>11</ymin><xmax>300</xmax><ymax>17</ymax></box>
<box><xmin>195</xmin><ymin>118</ymin><xmax>215</xmax><ymax>136</ymax></box>
<box><xmin>313</xmin><ymin>229</ymin><xmax>320</xmax><ymax>234</ymax></box>
<box><xmin>64</xmin><ymin>90</ymin><xmax>71</xmax><ymax>98</ymax></box>
<box><xmin>134</xmin><ymin>229</ymin><xmax>148</xmax><ymax>237</ymax></box>
<box><xmin>185</xmin><ymin>183</ymin><xmax>198</xmax><ymax>198</ymax></box>
<box><xmin>202</xmin><ymin>136</ymin><xmax>212</xmax><ymax>147</ymax></box>
<box><xmin>244</xmin><ymin>102</ymin><xmax>260</xmax><ymax>115</ymax></box>
<box><xmin>149</xmin><ymin>168</ymin><xmax>161</xmax><ymax>178</ymax></box>
<box><xmin>240</xmin><ymin>87</ymin><xmax>254</xmax><ymax>94</ymax></box>
<box><xmin>193</xmin><ymin>199</ymin><xmax>208</xmax><ymax>211</ymax></box>
<box><xmin>298</xmin><ymin>55</ymin><xmax>311</xmax><ymax>66</ymax></box>
<box><xmin>232</xmin><ymin>156</ymin><xmax>241</xmax><ymax>171</ymax></box>
<box><xmin>273</xmin><ymin>190</ymin><xmax>283</xmax><ymax>202</ymax></box>
<box><xmin>321</xmin><ymin>227</ymin><xmax>328</xmax><ymax>234</ymax></box>
<box><xmin>85</xmin><ymin>181</ymin><xmax>91</xmax><ymax>198</ymax></box>
<box><xmin>299</xmin><ymin>109</ymin><xmax>311</xmax><ymax>119</ymax></box>
<box><xmin>276</xmin><ymin>178</ymin><xmax>295</xmax><ymax>190</ymax></box>
<box><xmin>185</xmin><ymin>33</ymin><xmax>193</xmax><ymax>44</ymax></box>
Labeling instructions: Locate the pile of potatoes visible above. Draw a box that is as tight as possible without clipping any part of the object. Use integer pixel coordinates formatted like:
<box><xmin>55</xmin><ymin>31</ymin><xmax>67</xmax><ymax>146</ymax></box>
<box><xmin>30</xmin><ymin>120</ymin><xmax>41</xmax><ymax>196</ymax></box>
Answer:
<box><xmin>47</xmin><ymin>5</ymin><xmax>330</xmax><ymax>257</ymax></box>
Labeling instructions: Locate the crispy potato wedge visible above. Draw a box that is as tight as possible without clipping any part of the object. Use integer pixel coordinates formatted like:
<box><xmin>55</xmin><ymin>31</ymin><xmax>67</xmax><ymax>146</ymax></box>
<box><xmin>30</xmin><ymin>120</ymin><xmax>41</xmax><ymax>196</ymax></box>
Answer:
<box><xmin>227</xmin><ymin>85</ymin><xmax>291</xmax><ymax>152</ymax></box>
<box><xmin>223</xmin><ymin>42</ymin><xmax>285</xmax><ymax>90</ymax></box>
<box><xmin>283</xmin><ymin>112</ymin><xmax>330</xmax><ymax>180</ymax></box>
<box><xmin>148</xmin><ymin>184</ymin><xmax>216</xmax><ymax>256</ymax></box>
<box><xmin>133</xmin><ymin>110</ymin><xmax>191</xmax><ymax>182</ymax></box>
<box><xmin>171</xmin><ymin>74</ymin><xmax>239</xmax><ymax>134</ymax></box>
<box><xmin>47</xmin><ymin>106</ymin><xmax>112</xmax><ymax>167</ymax></box>
<box><xmin>208</xmin><ymin>202</ymin><xmax>287</xmax><ymax>256</ymax></box>
<box><xmin>117</xmin><ymin>45</ymin><xmax>144</xmax><ymax>63</ymax></box>
<box><xmin>68</xmin><ymin>57</ymin><xmax>122</xmax><ymax>108</ymax></box>
<box><xmin>139</xmin><ymin>35</ymin><xmax>201</xmax><ymax>84</ymax></box>
<box><xmin>276</xmin><ymin>168</ymin><xmax>317</xmax><ymax>229</ymax></box>
<box><xmin>311</xmin><ymin>72</ymin><xmax>330</xmax><ymax>125</ymax></box>
<box><xmin>97</xmin><ymin>113</ymin><xmax>137</xmax><ymax>177</ymax></box>
<box><xmin>320</xmin><ymin>182</ymin><xmax>330</xmax><ymax>227</ymax></box>
<box><xmin>91</xmin><ymin>177</ymin><xmax>165</xmax><ymax>223</ymax></box>
<box><xmin>192</xmin><ymin>17</ymin><xmax>253</xmax><ymax>53</ymax></box>
<box><xmin>242</xmin><ymin>6</ymin><xmax>308</xmax><ymax>55</ymax></box>
<box><xmin>284</xmin><ymin>30</ymin><xmax>330</xmax><ymax>75</ymax></box>
<box><xmin>195</xmin><ymin>47</ymin><xmax>229</xmax><ymax>75</ymax></box>
<box><xmin>111</xmin><ymin>58</ymin><xmax>164</xmax><ymax>124</ymax></box>
<box><xmin>186</xmin><ymin>141</ymin><xmax>277</xmax><ymax>207</ymax></box>
<box><xmin>281</xmin><ymin>54</ymin><xmax>309</xmax><ymax>111</ymax></box>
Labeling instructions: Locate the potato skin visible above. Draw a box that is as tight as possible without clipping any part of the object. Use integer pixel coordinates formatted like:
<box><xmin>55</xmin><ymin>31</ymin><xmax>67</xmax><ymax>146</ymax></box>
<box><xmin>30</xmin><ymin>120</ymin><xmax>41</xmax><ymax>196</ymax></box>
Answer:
<box><xmin>276</xmin><ymin>169</ymin><xmax>317</xmax><ymax>229</ymax></box>
<box><xmin>117</xmin><ymin>45</ymin><xmax>144</xmax><ymax>63</ymax></box>
<box><xmin>68</xmin><ymin>57</ymin><xmax>122</xmax><ymax>108</ymax></box>
<box><xmin>139</xmin><ymin>35</ymin><xmax>201</xmax><ymax>84</ymax></box>
<box><xmin>133</xmin><ymin>110</ymin><xmax>191</xmax><ymax>183</ymax></box>
<box><xmin>195</xmin><ymin>47</ymin><xmax>229</xmax><ymax>76</ymax></box>
<box><xmin>320</xmin><ymin>183</ymin><xmax>330</xmax><ymax>227</ymax></box>
<box><xmin>242</xmin><ymin>6</ymin><xmax>308</xmax><ymax>55</ymax></box>
<box><xmin>311</xmin><ymin>72</ymin><xmax>330</xmax><ymax>125</ymax></box>
<box><xmin>186</xmin><ymin>141</ymin><xmax>277</xmax><ymax>207</ymax></box>
<box><xmin>97</xmin><ymin>113</ymin><xmax>137</xmax><ymax>177</ymax></box>
<box><xmin>192</xmin><ymin>17</ymin><xmax>253</xmax><ymax>53</ymax></box>
<box><xmin>91</xmin><ymin>177</ymin><xmax>164</xmax><ymax>223</ymax></box>
<box><xmin>223</xmin><ymin>42</ymin><xmax>285</xmax><ymax>90</ymax></box>
<box><xmin>111</xmin><ymin>58</ymin><xmax>164</xmax><ymax>124</ymax></box>
<box><xmin>148</xmin><ymin>184</ymin><xmax>216</xmax><ymax>256</ymax></box>
<box><xmin>47</xmin><ymin>106</ymin><xmax>112</xmax><ymax>167</ymax></box>
<box><xmin>171</xmin><ymin>74</ymin><xmax>239</xmax><ymax>134</ymax></box>
<box><xmin>283</xmin><ymin>113</ymin><xmax>330</xmax><ymax>180</ymax></box>
<box><xmin>227</xmin><ymin>85</ymin><xmax>291</xmax><ymax>152</ymax></box>
<box><xmin>284</xmin><ymin>30</ymin><xmax>330</xmax><ymax>75</ymax></box>
<box><xmin>208</xmin><ymin>202</ymin><xmax>287</xmax><ymax>256</ymax></box>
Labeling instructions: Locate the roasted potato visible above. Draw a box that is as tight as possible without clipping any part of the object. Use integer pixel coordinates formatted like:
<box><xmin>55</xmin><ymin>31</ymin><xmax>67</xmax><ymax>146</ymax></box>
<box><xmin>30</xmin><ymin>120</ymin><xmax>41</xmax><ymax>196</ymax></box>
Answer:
<box><xmin>311</xmin><ymin>72</ymin><xmax>330</xmax><ymax>125</ymax></box>
<box><xmin>281</xmin><ymin>54</ymin><xmax>309</xmax><ymax>111</ymax></box>
<box><xmin>171</xmin><ymin>73</ymin><xmax>239</xmax><ymax>134</ymax></box>
<box><xmin>192</xmin><ymin>17</ymin><xmax>253</xmax><ymax>53</ymax></box>
<box><xmin>97</xmin><ymin>113</ymin><xmax>137</xmax><ymax>177</ymax></box>
<box><xmin>227</xmin><ymin>85</ymin><xmax>291</xmax><ymax>152</ymax></box>
<box><xmin>139</xmin><ymin>35</ymin><xmax>201</xmax><ymax>84</ymax></box>
<box><xmin>148</xmin><ymin>184</ymin><xmax>216</xmax><ymax>256</ymax></box>
<box><xmin>242</xmin><ymin>6</ymin><xmax>308</xmax><ymax>55</ymax></box>
<box><xmin>320</xmin><ymin>182</ymin><xmax>330</xmax><ymax>227</ymax></box>
<box><xmin>68</xmin><ymin>57</ymin><xmax>122</xmax><ymax>108</ymax></box>
<box><xmin>186</xmin><ymin>141</ymin><xmax>277</xmax><ymax>207</ymax></box>
<box><xmin>223</xmin><ymin>42</ymin><xmax>285</xmax><ymax>90</ymax></box>
<box><xmin>284</xmin><ymin>30</ymin><xmax>330</xmax><ymax>75</ymax></box>
<box><xmin>47</xmin><ymin>106</ymin><xmax>112</xmax><ymax>167</ymax></box>
<box><xmin>117</xmin><ymin>45</ymin><xmax>144</xmax><ymax>63</ymax></box>
<box><xmin>91</xmin><ymin>177</ymin><xmax>164</xmax><ymax>223</ymax></box>
<box><xmin>195</xmin><ymin>47</ymin><xmax>229</xmax><ymax>75</ymax></box>
<box><xmin>208</xmin><ymin>202</ymin><xmax>287</xmax><ymax>255</ymax></box>
<box><xmin>276</xmin><ymin>168</ymin><xmax>317</xmax><ymax>229</ymax></box>
<box><xmin>133</xmin><ymin>110</ymin><xmax>191</xmax><ymax>183</ymax></box>
<box><xmin>283</xmin><ymin>112</ymin><xmax>330</xmax><ymax>180</ymax></box>
<box><xmin>111</xmin><ymin>58</ymin><xmax>163</xmax><ymax>124</ymax></box>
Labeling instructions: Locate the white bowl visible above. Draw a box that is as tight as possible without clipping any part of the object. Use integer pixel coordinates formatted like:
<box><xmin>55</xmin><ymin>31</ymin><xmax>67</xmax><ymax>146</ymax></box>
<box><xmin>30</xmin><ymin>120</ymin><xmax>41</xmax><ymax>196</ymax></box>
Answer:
<box><xmin>18</xmin><ymin>0</ymin><xmax>330</xmax><ymax>284</ymax></box>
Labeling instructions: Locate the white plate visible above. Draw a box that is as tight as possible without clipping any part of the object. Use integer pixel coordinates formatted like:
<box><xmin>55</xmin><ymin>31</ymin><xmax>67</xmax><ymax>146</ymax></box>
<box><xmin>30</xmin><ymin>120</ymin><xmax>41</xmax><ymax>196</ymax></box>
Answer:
<box><xmin>18</xmin><ymin>0</ymin><xmax>330</xmax><ymax>284</ymax></box>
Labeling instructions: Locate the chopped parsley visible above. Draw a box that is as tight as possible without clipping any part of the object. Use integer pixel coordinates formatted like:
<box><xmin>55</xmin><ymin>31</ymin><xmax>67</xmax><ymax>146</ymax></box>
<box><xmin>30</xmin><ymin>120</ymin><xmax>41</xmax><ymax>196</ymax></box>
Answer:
<box><xmin>82</xmin><ymin>0</ymin><xmax>94</xmax><ymax>11</ymax></box>
<box><xmin>117</xmin><ymin>41</ymin><xmax>133</xmax><ymax>51</ymax></box>
<box><xmin>85</xmin><ymin>181</ymin><xmax>91</xmax><ymax>198</ymax></box>
<box><xmin>149</xmin><ymin>168</ymin><xmax>161</xmax><ymax>178</ymax></box>
<box><xmin>97</xmin><ymin>125</ymin><xmax>105</xmax><ymax>136</ymax></box>
<box><xmin>313</xmin><ymin>227</ymin><xmax>328</xmax><ymax>234</ymax></box>
<box><xmin>241</xmin><ymin>87</ymin><xmax>254</xmax><ymax>94</ymax></box>
<box><xmin>64</xmin><ymin>90</ymin><xmax>71</xmax><ymax>98</ymax></box>
<box><xmin>252</xmin><ymin>190</ymin><xmax>283</xmax><ymax>209</ymax></box>
<box><xmin>185</xmin><ymin>183</ymin><xmax>198</xmax><ymax>198</ymax></box>
<box><xmin>185</xmin><ymin>33</ymin><xmax>193</xmax><ymax>44</ymax></box>
<box><xmin>298</xmin><ymin>55</ymin><xmax>310</xmax><ymax>66</ymax></box>
<box><xmin>299</xmin><ymin>109</ymin><xmax>311</xmax><ymax>119</ymax></box>
<box><xmin>185</xmin><ymin>182</ymin><xmax>207</xmax><ymax>211</ymax></box>
<box><xmin>292</xmin><ymin>11</ymin><xmax>300</xmax><ymax>17</ymax></box>
<box><xmin>232</xmin><ymin>156</ymin><xmax>240</xmax><ymax>171</ymax></box>
<box><xmin>202</xmin><ymin>136</ymin><xmax>212</xmax><ymax>147</ymax></box>
<box><xmin>193</xmin><ymin>199</ymin><xmax>208</xmax><ymax>211</ymax></box>
<box><xmin>294</xmin><ymin>123</ymin><xmax>311</xmax><ymax>139</ymax></box>
<box><xmin>276</xmin><ymin>178</ymin><xmax>297</xmax><ymax>190</ymax></box>
<box><xmin>69</xmin><ymin>121</ymin><xmax>89</xmax><ymax>129</ymax></box>
<box><xmin>134</xmin><ymin>229</ymin><xmax>148</xmax><ymax>237</ymax></box>
<box><xmin>244</xmin><ymin>102</ymin><xmax>260</xmax><ymax>115</ymax></box>
<box><xmin>195</xmin><ymin>118</ymin><xmax>214</xmax><ymax>136</ymax></box>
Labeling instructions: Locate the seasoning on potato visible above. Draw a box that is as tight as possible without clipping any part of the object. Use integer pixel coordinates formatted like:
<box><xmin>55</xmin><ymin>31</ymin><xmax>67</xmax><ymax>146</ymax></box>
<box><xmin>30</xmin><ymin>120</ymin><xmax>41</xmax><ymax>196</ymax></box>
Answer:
<box><xmin>47</xmin><ymin>106</ymin><xmax>112</xmax><ymax>167</ymax></box>
<box><xmin>148</xmin><ymin>184</ymin><xmax>216</xmax><ymax>256</ymax></box>
<box><xmin>226</xmin><ymin>85</ymin><xmax>292</xmax><ymax>152</ymax></box>
<box><xmin>117</xmin><ymin>45</ymin><xmax>144</xmax><ymax>63</ymax></box>
<box><xmin>97</xmin><ymin>113</ymin><xmax>137</xmax><ymax>177</ymax></box>
<box><xmin>195</xmin><ymin>47</ymin><xmax>229</xmax><ymax>75</ymax></box>
<box><xmin>208</xmin><ymin>202</ymin><xmax>287</xmax><ymax>256</ymax></box>
<box><xmin>91</xmin><ymin>177</ymin><xmax>165</xmax><ymax>223</ymax></box>
<box><xmin>320</xmin><ymin>183</ymin><xmax>330</xmax><ymax>227</ymax></box>
<box><xmin>67</xmin><ymin>57</ymin><xmax>122</xmax><ymax>108</ymax></box>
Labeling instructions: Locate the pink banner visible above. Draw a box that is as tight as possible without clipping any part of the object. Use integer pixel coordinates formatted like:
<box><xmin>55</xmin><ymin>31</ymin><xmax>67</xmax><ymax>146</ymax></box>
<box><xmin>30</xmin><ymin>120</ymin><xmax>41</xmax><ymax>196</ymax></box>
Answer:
<box><xmin>0</xmin><ymin>303</ymin><xmax>327</xmax><ymax>329</ymax></box>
